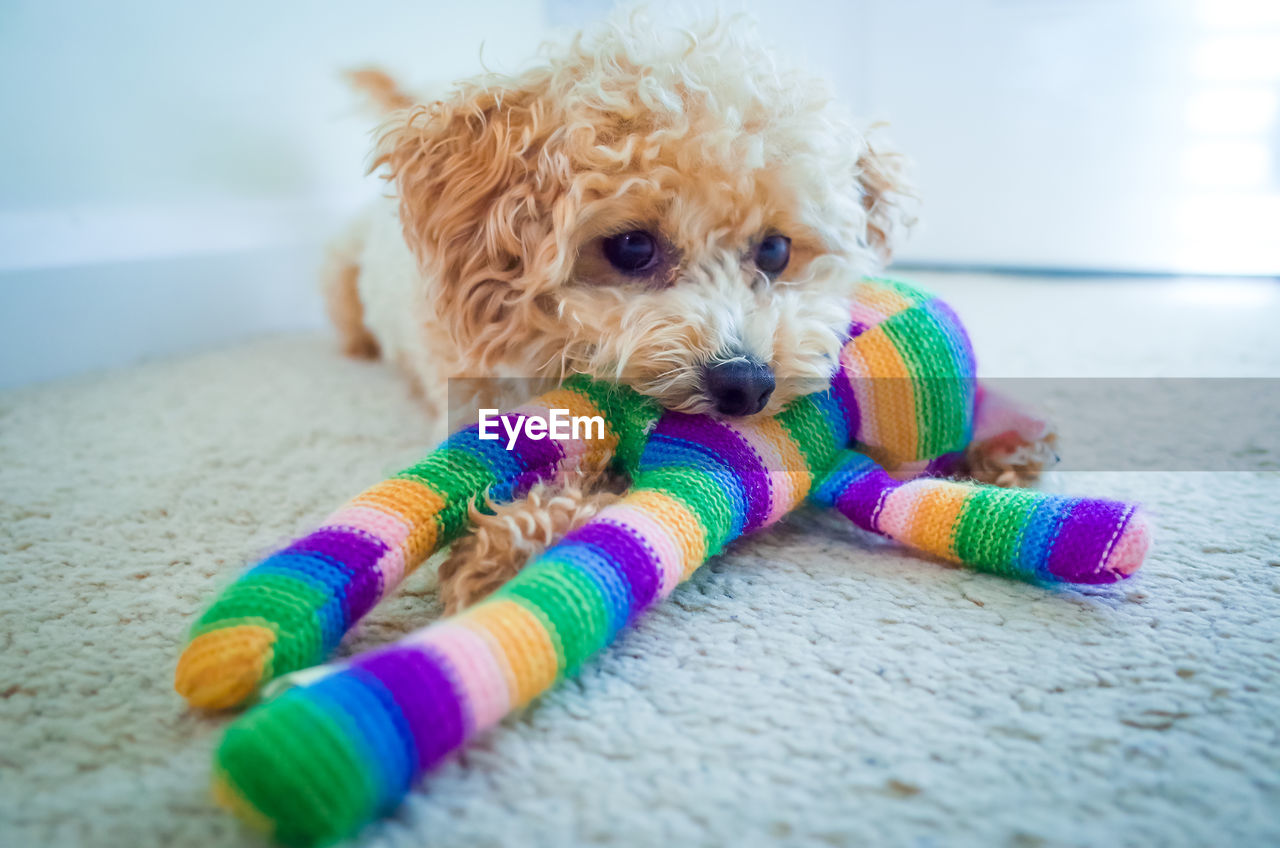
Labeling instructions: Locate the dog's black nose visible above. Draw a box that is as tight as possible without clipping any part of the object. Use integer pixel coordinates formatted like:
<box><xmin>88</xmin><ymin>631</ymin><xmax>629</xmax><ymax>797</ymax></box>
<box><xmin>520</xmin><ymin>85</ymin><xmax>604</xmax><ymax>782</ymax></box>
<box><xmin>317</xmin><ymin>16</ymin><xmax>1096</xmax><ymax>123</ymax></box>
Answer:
<box><xmin>704</xmin><ymin>358</ymin><xmax>775</xmax><ymax>417</ymax></box>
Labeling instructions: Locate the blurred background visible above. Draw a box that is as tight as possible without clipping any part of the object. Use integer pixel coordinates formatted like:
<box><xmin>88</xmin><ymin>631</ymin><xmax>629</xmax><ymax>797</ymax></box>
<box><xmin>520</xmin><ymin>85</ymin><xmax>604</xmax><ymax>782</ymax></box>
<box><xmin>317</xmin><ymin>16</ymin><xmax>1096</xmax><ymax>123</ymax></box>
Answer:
<box><xmin>1</xmin><ymin>0</ymin><xmax>1278</xmax><ymax>387</ymax></box>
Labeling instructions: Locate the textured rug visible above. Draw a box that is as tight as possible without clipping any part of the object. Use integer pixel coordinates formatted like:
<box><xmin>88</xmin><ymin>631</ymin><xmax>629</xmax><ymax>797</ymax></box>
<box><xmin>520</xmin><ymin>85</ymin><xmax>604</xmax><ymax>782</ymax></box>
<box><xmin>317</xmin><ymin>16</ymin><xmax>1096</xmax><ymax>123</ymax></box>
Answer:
<box><xmin>3</xmin><ymin>274</ymin><xmax>1278</xmax><ymax>847</ymax></box>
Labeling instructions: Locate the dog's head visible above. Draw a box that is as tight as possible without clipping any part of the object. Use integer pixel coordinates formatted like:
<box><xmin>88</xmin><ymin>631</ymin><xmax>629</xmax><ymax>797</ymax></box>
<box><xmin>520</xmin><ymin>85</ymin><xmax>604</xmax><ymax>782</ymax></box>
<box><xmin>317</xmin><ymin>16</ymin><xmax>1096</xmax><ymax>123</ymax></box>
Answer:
<box><xmin>376</xmin><ymin>14</ymin><xmax>911</xmax><ymax>416</ymax></box>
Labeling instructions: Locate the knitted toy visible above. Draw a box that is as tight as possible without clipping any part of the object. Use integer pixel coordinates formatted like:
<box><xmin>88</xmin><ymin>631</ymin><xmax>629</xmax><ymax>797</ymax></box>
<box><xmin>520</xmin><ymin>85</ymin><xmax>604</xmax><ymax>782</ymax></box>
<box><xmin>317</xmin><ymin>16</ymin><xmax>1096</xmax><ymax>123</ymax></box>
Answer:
<box><xmin>176</xmin><ymin>278</ymin><xmax>1149</xmax><ymax>846</ymax></box>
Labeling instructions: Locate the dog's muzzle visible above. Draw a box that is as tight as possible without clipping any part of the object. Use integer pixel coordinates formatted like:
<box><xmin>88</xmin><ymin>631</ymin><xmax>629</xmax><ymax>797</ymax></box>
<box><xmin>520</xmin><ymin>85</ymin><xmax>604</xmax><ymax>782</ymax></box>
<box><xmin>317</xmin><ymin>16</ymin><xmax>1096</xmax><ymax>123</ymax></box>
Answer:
<box><xmin>703</xmin><ymin>357</ymin><xmax>775</xmax><ymax>417</ymax></box>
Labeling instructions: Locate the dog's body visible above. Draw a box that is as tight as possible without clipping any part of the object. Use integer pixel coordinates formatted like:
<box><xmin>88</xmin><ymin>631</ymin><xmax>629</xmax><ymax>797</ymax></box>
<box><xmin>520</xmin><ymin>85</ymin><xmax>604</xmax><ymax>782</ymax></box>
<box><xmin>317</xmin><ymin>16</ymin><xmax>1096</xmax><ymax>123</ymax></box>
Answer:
<box><xmin>324</xmin><ymin>15</ymin><xmax>1050</xmax><ymax>611</ymax></box>
<box><xmin>325</xmin><ymin>194</ymin><xmax>457</xmax><ymax>411</ymax></box>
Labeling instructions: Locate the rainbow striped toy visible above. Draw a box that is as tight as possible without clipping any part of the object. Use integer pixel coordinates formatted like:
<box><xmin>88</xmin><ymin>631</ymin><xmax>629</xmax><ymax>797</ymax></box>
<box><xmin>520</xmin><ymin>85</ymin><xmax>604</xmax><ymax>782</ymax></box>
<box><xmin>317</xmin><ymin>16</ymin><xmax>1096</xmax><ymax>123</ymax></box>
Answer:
<box><xmin>176</xmin><ymin>278</ymin><xmax>1150</xmax><ymax>846</ymax></box>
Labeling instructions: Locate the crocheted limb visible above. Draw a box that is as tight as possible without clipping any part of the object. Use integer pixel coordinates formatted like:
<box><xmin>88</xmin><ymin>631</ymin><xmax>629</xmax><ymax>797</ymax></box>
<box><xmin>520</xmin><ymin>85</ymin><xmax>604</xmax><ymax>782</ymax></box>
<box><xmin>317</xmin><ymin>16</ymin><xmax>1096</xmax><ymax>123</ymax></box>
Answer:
<box><xmin>175</xmin><ymin>379</ymin><xmax>657</xmax><ymax>710</ymax></box>
<box><xmin>203</xmin><ymin>408</ymin><xmax>1149</xmax><ymax>844</ymax></box>
<box><xmin>206</xmin><ymin>405</ymin><xmax>844</xmax><ymax>844</ymax></box>
<box><xmin>189</xmin><ymin>276</ymin><xmax>1153</xmax><ymax>845</ymax></box>
<box><xmin>811</xmin><ymin>450</ymin><xmax>1149</xmax><ymax>583</ymax></box>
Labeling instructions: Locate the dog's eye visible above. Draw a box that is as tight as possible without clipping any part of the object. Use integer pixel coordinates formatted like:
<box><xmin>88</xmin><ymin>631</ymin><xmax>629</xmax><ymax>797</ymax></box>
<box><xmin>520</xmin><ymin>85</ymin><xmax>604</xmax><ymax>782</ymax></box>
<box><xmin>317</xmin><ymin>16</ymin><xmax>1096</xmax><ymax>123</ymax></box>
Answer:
<box><xmin>602</xmin><ymin>230</ymin><xmax>659</xmax><ymax>274</ymax></box>
<box><xmin>755</xmin><ymin>235</ymin><xmax>791</xmax><ymax>274</ymax></box>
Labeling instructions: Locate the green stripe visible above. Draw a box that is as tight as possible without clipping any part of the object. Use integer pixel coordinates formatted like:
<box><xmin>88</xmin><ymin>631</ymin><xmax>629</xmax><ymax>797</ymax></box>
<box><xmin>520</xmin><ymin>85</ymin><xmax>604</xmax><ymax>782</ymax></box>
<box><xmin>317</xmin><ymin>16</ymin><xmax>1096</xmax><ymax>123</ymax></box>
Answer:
<box><xmin>880</xmin><ymin>305</ymin><xmax>967</xmax><ymax>459</ymax></box>
<box><xmin>636</xmin><ymin>464</ymin><xmax>735</xmax><ymax>556</ymax></box>
<box><xmin>193</xmin><ymin>573</ymin><xmax>328</xmax><ymax>674</ymax></box>
<box><xmin>775</xmin><ymin>397</ymin><xmax>839</xmax><ymax>478</ymax></box>
<box><xmin>498</xmin><ymin>560</ymin><xmax>609</xmax><ymax>676</ymax></box>
<box><xmin>217</xmin><ymin>691</ymin><xmax>376</xmax><ymax>847</ymax></box>
<box><xmin>564</xmin><ymin>375</ymin><xmax>662</xmax><ymax>477</ymax></box>
<box><xmin>396</xmin><ymin>447</ymin><xmax>496</xmax><ymax>543</ymax></box>
<box><xmin>952</xmin><ymin>486</ymin><xmax>1041</xmax><ymax>578</ymax></box>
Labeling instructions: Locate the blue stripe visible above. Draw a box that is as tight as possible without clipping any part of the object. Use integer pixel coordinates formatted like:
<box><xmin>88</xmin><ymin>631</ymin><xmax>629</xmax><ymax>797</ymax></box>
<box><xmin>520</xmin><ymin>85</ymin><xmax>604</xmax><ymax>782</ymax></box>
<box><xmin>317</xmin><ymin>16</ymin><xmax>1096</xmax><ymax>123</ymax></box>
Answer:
<box><xmin>540</xmin><ymin>542</ymin><xmax>634</xmax><ymax>638</ymax></box>
<box><xmin>304</xmin><ymin>670</ymin><xmax>416</xmax><ymax>812</ymax></box>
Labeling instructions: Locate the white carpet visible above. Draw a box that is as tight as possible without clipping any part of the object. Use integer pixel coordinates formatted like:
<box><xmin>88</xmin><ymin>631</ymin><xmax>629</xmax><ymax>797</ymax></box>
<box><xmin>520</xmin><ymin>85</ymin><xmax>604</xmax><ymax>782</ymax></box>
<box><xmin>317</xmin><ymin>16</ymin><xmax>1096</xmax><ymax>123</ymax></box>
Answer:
<box><xmin>2</xmin><ymin>273</ymin><xmax>1279</xmax><ymax>847</ymax></box>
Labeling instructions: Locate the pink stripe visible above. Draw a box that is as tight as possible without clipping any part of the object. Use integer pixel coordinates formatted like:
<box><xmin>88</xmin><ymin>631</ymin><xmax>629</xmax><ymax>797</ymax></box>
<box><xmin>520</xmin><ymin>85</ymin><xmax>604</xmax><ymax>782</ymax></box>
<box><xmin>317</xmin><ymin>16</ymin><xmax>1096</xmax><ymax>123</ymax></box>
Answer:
<box><xmin>848</xmin><ymin>300</ymin><xmax>894</xmax><ymax>328</ymax></box>
<box><xmin>889</xmin><ymin>459</ymin><xmax>931</xmax><ymax>481</ymax></box>
<box><xmin>876</xmin><ymin>482</ymin><xmax>933</xmax><ymax>540</ymax></box>
<box><xmin>1104</xmin><ymin>510</ymin><xmax>1150</xmax><ymax>577</ymax></box>
<box><xmin>600</xmin><ymin>503</ymin><xmax>685</xmax><ymax>599</ymax></box>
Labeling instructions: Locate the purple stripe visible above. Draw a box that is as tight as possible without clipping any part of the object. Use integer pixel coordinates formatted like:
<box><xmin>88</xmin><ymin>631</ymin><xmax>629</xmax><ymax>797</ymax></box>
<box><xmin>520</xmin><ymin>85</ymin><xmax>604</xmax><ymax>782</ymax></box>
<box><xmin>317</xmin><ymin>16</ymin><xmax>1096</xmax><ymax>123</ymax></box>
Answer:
<box><xmin>653</xmin><ymin>413</ymin><xmax>772</xmax><ymax>533</ymax></box>
<box><xmin>286</xmin><ymin>527</ymin><xmax>387</xmax><ymax>622</ymax></box>
<box><xmin>1044</xmin><ymin>499</ymin><xmax>1131</xmax><ymax>583</ymax></box>
<box><xmin>924</xmin><ymin>451</ymin><xmax>964</xmax><ymax>478</ymax></box>
<box><xmin>834</xmin><ymin>465</ymin><xmax>899</xmax><ymax>532</ymax></box>
<box><xmin>509</xmin><ymin>426</ymin><xmax>566</xmax><ymax>494</ymax></box>
<box><xmin>352</xmin><ymin>645</ymin><xmax>467</xmax><ymax>776</ymax></box>
<box><xmin>830</xmin><ymin>361</ymin><xmax>862</xmax><ymax>444</ymax></box>
<box><xmin>563</xmin><ymin>520</ymin><xmax>660</xmax><ymax>615</ymax></box>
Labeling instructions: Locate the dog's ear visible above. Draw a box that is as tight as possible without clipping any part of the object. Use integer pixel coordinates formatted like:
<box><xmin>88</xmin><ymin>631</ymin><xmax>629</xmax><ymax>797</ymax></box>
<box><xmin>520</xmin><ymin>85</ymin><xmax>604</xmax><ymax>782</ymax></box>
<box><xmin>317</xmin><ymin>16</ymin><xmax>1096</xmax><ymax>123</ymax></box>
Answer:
<box><xmin>855</xmin><ymin>139</ymin><xmax>914</xmax><ymax>263</ymax></box>
<box><xmin>373</xmin><ymin>71</ymin><xmax>569</xmax><ymax>369</ymax></box>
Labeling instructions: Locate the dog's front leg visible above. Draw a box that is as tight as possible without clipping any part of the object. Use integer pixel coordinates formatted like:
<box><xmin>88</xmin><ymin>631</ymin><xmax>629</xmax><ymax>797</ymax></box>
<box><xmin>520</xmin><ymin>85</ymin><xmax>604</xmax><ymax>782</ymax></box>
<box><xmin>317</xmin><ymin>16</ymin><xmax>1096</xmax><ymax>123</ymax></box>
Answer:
<box><xmin>437</xmin><ymin>469</ymin><xmax>626</xmax><ymax>613</ymax></box>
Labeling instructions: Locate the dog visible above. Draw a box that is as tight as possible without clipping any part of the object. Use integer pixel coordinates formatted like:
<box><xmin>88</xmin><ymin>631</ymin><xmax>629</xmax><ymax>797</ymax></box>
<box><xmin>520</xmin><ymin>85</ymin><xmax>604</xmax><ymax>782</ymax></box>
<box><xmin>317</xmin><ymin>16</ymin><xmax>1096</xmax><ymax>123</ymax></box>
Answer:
<box><xmin>322</xmin><ymin>13</ymin><xmax>1051</xmax><ymax>613</ymax></box>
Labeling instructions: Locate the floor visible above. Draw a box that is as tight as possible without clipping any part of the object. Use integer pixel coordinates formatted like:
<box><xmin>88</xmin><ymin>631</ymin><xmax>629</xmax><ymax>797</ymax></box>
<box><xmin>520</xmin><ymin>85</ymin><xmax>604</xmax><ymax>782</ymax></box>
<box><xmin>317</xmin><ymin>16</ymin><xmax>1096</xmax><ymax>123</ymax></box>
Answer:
<box><xmin>2</xmin><ymin>273</ymin><xmax>1278</xmax><ymax>847</ymax></box>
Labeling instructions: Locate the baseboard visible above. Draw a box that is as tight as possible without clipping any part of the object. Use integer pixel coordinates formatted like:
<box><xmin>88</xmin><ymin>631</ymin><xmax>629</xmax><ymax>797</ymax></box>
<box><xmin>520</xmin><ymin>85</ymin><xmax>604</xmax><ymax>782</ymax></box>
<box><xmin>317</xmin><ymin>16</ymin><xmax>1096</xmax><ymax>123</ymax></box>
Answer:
<box><xmin>0</xmin><ymin>244</ymin><xmax>329</xmax><ymax>389</ymax></box>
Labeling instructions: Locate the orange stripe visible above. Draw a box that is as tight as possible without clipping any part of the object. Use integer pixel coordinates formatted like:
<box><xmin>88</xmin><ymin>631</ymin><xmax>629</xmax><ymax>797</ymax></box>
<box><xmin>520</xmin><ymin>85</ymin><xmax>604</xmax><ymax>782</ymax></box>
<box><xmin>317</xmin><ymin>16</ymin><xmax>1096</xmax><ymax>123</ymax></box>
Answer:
<box><xmin>460</xmin><ymin>599</ymin><xmax>558</xmax><ymax>708</ymax></box>
<box><xmin>351</xmin><ymin>478</ymin><xmax>445</xmax><ymax>567</ymax></box>
<box><xmin>625</xmin><ymin>489</ymin><xmax>706</xmax><ymax>579</ymax></box>
<box><xmin>852</xmin><ymin>280</ymin><xmax>915</xmax><ymax>323</ymax></box>
<box><xmin>533</xmin><ymin>388</ymin><xmax>617</xmax><ymax>471</ymax></box>
<box><xmin>847</xmin><ymin>328</ymin><xmax>918</xmax><ymax>467</ymax></box>
<box><xmin>903</xmin><ymin>482</ymin><xmax>969</xmax><ymax>561</ymax></box>
<box><xmin>755</xmin><ymin>416</ymin><xmax>813</xmax><ymax>511</ymax></box>
<box><xmin>174</xmin><ymin>624</ymin><xmax>276</xmax><ymax>709</ymax></box>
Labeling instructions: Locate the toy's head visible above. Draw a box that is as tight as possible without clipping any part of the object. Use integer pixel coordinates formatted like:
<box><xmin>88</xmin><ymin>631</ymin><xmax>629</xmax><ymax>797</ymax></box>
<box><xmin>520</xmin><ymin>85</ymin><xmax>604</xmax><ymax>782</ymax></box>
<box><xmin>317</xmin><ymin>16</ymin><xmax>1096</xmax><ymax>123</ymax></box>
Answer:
<box><xmin>375</xmin><ymin>12</ymin><xmax>912</xmax><ymax>419</ymax></box>
<box><xmin>832</xmin><ymin>278</ymin><xmax>978</xmax><ymax>469</ymax></box>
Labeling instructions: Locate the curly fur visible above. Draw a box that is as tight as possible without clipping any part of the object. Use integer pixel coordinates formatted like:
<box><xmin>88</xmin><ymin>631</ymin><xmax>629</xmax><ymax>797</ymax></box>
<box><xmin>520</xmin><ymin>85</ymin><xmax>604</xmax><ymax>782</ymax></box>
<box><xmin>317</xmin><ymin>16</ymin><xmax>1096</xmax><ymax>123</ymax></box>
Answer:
<box><xmin>437</xmin><ymin>470</ymin><xmax>624</xmax><ymax>613</ymax></box>
<box><xmin>330</xmin><ymin>12</ymin><xmax>912</xmax><ymax>414</ymax></box>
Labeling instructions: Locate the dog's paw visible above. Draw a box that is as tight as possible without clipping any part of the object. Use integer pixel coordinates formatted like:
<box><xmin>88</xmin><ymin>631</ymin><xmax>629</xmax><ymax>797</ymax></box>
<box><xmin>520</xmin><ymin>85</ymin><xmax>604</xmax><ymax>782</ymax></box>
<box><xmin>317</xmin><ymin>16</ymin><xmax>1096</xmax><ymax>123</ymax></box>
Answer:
<box><xmin>963</xmin><ymin>386</ymin><xmax>1059</xmax><ymax>487</ymax></box>
<box><xmin>964</xmin><ymin>429</ymin><xmax>1058</xmax><ymax>488</ymax></box>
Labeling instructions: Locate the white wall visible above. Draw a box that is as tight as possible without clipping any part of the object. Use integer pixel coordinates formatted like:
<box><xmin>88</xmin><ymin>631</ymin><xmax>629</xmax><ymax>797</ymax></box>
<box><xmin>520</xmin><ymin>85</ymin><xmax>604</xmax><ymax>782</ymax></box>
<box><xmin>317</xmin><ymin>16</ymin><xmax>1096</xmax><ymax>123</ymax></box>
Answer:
<box><xmin>2</xmin><ymin>0</ymin><xmax>1277</xmax><ymax>387</ymax></box>
<box><xmin>553</xmin><ymin>0</ymin><xmax>1280</xmax><ymax>274</ymax></box>
<box><xmin>0</xmin><ymin>0</ymin><xmax>550</xmax><ymax>270</ymax></box>
<box><xmin>854</xmin><ymin>0</ymin><xmax>1280</xmax><ymax>276</ymax></box>
<box><xmin>0</xmin><ymin>0</ymin><xmax>552</xmax><ymax>386</ymax></box>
